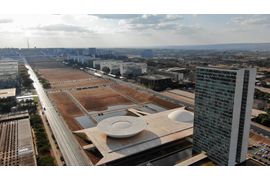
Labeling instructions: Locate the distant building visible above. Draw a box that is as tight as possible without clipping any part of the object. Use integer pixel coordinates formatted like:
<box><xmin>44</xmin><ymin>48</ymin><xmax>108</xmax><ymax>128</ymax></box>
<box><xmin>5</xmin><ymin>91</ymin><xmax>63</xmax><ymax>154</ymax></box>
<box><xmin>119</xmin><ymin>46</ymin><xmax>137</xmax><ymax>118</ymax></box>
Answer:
<box><xmin>67</xmin><ymin>55</ymin><xmax>96</xmax><ymax>66</ymax></box>
<box><xmin>93</xmin><ymin>60</ymin><xmax>102</xmax><ymax>70</ymax></box>
<box><xmin>93</xmin><ymin>60</ymin><xmax>147</xmax><ymax>77</ymax></box>
<box><xmin>100</xmin><ymin>60</ymin><xmax>122</xmax><ymax>75</ymax></box>
<box><xmin>139</xmin><ymin>75</ymin><xmax>172</xmax><ymax>91</ymax></box>
<box><xmin>93</xmin><ymin>60</ymin><xmax>121</xmax><ymax>73</ymax></box>
<box><xmin>120</xmin><ymin>62</ymin><xmax>147</xmax><ymax>78</ymax></box>
<box><xmin>0</xmin><ymin>88</ymin><xmax>16</xmax><ymax>99</ymax></box>
<box><xmin>0</xmin><ymin>60</ymin><xmax>19</xmax><ymax>89</ymax></box>
<box><xmin>88</xmin><ymin>48</ymin><xmax>96</xmax><ymax>58</ymax></box>
<box><xmin>0</xmin><ymin>111</ymin><xmax>36</xmax><ymax>166</ymax></box>
<box><xmin>141</xmin><ymin>49</ymin><xmax>154</xmax><ymax>59</ymax></box>
<box><xmin>193</xmin><ymin>67</ymin><xmax>256</xmax><ymax>166</ymax></box>
<box><xmin>157</xmin><ymin>67</ymin><xmax>188</xmax><ymax>83</ymax></box>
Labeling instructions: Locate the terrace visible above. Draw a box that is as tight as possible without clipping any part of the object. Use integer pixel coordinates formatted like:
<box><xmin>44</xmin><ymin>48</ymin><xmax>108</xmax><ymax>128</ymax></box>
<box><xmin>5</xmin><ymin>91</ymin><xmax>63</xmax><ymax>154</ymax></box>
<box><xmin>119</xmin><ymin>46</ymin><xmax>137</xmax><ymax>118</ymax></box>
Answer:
<box><xmin>75</xmin><ymin>107</ymin><xmax>194</xmax><ymax>165</ymax></box>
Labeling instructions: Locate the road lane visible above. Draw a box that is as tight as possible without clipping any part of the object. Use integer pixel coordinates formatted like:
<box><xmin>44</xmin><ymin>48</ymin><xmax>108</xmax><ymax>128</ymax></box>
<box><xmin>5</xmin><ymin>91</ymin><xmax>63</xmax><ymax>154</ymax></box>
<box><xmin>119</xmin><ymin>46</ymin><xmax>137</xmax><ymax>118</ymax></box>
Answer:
<box><xmin>24</xmin><ymin>59</ymin><xmax>91</xmax><ymax>166</ymax></box>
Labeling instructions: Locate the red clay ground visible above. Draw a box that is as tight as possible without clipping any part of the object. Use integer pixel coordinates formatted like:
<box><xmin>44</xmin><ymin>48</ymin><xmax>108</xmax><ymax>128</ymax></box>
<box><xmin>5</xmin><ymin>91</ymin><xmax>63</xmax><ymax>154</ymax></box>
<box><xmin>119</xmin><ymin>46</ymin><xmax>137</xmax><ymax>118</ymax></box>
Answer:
<box><xmin>50</xmin><ymin>78</ymin><xmax>110</xmax><ymax>90</ymax></box>
<box><xmin>27</xmin><ymin>56</ymin><xmax>67</xmax><ymax>69</ymax></box>
<box><xmin>111</xmin><ymin>84</ymin><xmax>152</xmax><ymax>103</ymax></box>
<box><xmin>38</xmin><ymin>68</ymin><xmax>92</xmax><ymax>83</ymax></box>
<box><xmin>111</xmin><ymin>84</ymin><xmax>180</xmax><ymax>109</ymax></box>
<box><xmin>71</xmin><ymin>87</ymin><xmax>133</xmax><ymax>112</ymax></box>
<box><xmin>49</xmin><ymin>92</ymin><xmax>84</xmax><ymax>131</ymax></box>
<box><xmin>148</xmin><ymin>96</ymin><xmax>181</xmax><ymax>109</ymax></box>
<box><xmin>250</xmin><ymin>132</ymin><xmax>270</xmax><ymax>146</ymax></box>
<box><xmin>30</xmin><ymin>61</ymin><xmax>67</xmax><ymax>69</ymax></box>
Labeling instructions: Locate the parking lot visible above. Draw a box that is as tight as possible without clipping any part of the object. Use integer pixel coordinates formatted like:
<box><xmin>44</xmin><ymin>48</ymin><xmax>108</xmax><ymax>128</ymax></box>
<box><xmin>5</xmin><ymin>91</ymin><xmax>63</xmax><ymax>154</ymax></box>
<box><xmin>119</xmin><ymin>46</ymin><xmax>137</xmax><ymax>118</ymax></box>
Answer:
<box><xmin>249</xmin><ymin>142</ymin><xmax>270</xmax><ymax>165</ymax></box>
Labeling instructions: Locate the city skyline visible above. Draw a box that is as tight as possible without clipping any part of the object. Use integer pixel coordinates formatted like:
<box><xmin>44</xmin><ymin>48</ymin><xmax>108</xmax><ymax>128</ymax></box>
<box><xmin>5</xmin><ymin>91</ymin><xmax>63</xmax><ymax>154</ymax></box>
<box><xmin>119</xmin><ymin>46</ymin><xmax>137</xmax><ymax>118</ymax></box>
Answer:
<box><xmin>0</xmin><ymin>14</ymin><xmax>270</xmax><ymax>48</ymax></box>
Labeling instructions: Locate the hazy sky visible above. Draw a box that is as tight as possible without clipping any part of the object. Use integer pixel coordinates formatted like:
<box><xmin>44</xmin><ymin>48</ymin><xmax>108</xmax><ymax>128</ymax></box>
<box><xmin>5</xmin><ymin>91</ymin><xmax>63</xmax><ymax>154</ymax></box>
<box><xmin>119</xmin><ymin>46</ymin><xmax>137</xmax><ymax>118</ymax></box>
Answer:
<box><xmin>0</xmin><ymin>14</ymin><xmax>269</xmax><ymax>48</ymax></box>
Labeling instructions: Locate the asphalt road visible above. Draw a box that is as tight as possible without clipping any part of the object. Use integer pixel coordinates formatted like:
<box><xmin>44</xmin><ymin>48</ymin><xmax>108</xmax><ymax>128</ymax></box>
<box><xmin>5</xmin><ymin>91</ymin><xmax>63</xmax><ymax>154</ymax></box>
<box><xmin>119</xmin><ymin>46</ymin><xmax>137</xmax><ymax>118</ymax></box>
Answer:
<box><xmin>24</xmin><ymin>59</ymin><xmax>91</xmax><ymax>166</ymax></box>
<box><xmin>251</xmin><ymin>122</ymin><xmax>270</xmax><ymax>138</ymax></box>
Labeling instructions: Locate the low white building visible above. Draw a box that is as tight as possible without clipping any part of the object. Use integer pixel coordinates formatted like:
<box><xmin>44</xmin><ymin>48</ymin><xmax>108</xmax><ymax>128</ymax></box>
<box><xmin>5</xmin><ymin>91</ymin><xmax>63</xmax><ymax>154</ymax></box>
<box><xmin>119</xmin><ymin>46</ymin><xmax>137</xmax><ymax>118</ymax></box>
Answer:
<box><xmin>157</xmin><ymin>67</ymin><xmax>187</xmax><ymax>83</ymax></box>
<box><xmin>100</xmin><ymin>61</ymin><xmax>122</xmax><ymax>75</ymax></box>
<box><xmin>120</xmin><ymin>62</ymin><xmax>147</xmax><ymax>78</ymax></box>
<box><xmin>93</xmin><ymin>60</ymin><xmax>147</xmax><ymax>78</ymax></box>
<box><xmin>67</xmin><ymin>55</ymin><xmax>96</xmax><ymax>65</ymax></box>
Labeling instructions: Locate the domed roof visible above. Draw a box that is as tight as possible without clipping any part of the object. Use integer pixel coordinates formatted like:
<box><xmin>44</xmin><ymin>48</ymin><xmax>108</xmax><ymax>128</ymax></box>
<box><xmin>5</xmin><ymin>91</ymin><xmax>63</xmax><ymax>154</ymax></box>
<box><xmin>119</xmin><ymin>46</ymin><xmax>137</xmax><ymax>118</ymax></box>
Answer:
<box><xmin>168</xmin><ymin>109</ymin><xmax>194</xmax><ymax>123</ymax></box>
<box><xmin>97</xmin><ymin>116</ymin><xmax>147</xmax><ymax>138</ymax></box>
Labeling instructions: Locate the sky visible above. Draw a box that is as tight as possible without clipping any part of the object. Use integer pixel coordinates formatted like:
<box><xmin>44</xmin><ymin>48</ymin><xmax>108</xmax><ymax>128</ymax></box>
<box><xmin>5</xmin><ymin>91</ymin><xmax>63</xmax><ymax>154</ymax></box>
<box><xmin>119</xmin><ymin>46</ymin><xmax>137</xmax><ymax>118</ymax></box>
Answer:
<box><xmin>0</xmin><ymin>14</ymin><xmax>269</xmax><ymax>48</ymax></box>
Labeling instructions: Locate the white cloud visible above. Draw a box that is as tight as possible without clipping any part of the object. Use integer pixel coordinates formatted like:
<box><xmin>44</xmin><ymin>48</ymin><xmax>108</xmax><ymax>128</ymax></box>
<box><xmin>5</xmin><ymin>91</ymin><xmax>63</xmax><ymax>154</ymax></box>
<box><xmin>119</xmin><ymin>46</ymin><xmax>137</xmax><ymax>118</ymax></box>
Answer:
<box><xmin>91</xmin><ymin>14</ymin><xmax>141</xmax><ymax>19</ymax></box>
<box><xmin>34</xmin><ymin>24</ymin><xmax>92</xmax><ymax>33</ymax></box>
<box><xmin>118</xmin><ymin>14</ymin><xmax>187</xmax><ymax>31</ymax></box>
<box><xmin>0</xmin><ymin>18</ymin><xmax>13</xmax><ymax>24</ymax></box>
<box><xmin>230</xmin><ymin>15</ymin><xmax>270</xmax><ymax>26</ymax></box>
<box><xmin>0</xmin><ymin>14</ymin><xmax>269</xmax><ymax>48</ymax></box>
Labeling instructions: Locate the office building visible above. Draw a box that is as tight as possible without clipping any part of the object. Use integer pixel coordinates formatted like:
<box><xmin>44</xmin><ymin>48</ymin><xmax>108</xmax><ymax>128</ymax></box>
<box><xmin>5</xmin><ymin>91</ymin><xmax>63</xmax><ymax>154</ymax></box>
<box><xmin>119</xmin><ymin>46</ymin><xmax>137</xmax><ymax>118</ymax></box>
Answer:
<box><xmin>120</xmin><ymin>62</ymin><xmax>147</xmax><ymax>78</ymax></box>
<box><xmin>0</xmin><ymin>60</ymin><xmax>19</xmax><ymax>89</ymax></box>
<box><xmin>93</xmin><ymin>60</ymin><xmax>147</xmax><ymax>77</ymax></box>
<box><xmin>156</xmin><ymin>67</ymin><xmax>187</xmax><ymax>83</ymax></box>
<box><xmin>192</xmin><ymin>67</ymin><xmax>256</xmax><ymax>166</ymax></box>
<box><xmin>139</xmin><ymin>75</ymin><xmax>172</xmax><ymax>91</ymax></box>
<box><xmin>0</xmin><ymin>111</ymin><xmax>36</xmax><ymax>166</ymax></box>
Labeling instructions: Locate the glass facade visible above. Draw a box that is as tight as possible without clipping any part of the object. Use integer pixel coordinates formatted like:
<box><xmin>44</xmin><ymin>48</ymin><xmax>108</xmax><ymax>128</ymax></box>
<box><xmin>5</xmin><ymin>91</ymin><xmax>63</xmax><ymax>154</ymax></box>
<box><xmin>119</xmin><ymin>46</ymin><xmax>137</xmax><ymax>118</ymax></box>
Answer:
<box><xmin>193</xmin><ymin>67</ymin><xmax>255</xmax><ymax>166</ymax></box>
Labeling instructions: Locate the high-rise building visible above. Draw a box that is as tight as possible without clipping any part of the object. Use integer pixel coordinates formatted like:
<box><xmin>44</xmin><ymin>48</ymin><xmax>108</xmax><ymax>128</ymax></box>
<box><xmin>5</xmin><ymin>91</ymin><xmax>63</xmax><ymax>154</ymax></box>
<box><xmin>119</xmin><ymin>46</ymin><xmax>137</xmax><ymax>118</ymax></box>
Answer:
<box><xmin>192</xmin><ymin>67</ymin><xmax>256</xmax><ymax>166</ymax></box>
<box><xmin>88</xmin><ymin>48</ymin><xmax>96</xmax><ymax>57</ymax></box>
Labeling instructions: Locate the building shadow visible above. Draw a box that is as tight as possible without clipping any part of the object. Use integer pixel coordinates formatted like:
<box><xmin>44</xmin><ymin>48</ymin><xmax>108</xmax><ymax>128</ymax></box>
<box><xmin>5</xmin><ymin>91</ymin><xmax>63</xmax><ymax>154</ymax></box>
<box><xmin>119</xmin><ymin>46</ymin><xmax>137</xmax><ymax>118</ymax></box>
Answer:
<box><xmin>105</xmin><ymin>130</ymin><xmax>161</xmax><ymax>156</ymax></box>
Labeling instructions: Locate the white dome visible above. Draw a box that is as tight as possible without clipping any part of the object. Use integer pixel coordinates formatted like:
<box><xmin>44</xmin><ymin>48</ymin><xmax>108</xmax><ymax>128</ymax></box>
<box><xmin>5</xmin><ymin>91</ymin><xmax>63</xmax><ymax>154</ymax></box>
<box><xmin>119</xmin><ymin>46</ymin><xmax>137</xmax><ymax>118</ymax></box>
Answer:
<box><xmin>97</xmin><ymin>116</ymin><xmax>147</xmax><ymax>138</ymax></box>
<box><xmin>168</xmin><ymin>109</ymin><xmax>194</xmax><ymax>123</ymax></box>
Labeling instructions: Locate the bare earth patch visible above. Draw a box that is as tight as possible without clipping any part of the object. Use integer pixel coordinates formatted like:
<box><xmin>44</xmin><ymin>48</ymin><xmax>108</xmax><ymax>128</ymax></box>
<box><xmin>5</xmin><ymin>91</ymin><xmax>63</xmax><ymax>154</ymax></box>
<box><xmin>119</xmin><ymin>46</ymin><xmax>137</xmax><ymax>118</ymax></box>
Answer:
<box><xmin>49</xmin><ymin>92</ymin><xmax>84</xmax><ymax>131</ymax></box>
<box><xmin>71</xmin><ymin>87</ymin><xmax>133</xmax><ymax>112</ymax></box>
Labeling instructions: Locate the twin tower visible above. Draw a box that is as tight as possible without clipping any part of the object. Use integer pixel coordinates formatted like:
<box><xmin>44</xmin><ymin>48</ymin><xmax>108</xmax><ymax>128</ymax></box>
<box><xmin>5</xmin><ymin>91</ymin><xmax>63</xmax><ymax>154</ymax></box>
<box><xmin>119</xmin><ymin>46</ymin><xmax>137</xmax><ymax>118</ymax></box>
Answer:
<box><xmin>193</xmin><ymin>67</ymin><xmax>256</xmax><ymax>166</ymax></box>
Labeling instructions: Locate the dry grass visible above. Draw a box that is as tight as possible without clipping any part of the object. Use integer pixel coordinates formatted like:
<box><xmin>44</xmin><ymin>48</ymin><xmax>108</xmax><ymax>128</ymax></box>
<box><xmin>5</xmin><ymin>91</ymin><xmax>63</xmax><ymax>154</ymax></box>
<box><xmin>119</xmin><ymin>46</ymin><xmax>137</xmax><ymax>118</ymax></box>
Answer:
<box><xmin>49</xmin><ymin>92</ymin><xmax>83</xmax><ymax>131</ymax></box>
<box><xmin>111</xmin><ymin>84</ymin><xmax>180</xmax><ymax>109</ymax></box>
<box><xmin>38</xmin><ymin>68</ymin><xmax>91</xmax><ymax>82</ymax></box>
<box><xmin>71</xmin><ymin>87</ymin><xmax>133</xmax><ymax>112</ymax></box>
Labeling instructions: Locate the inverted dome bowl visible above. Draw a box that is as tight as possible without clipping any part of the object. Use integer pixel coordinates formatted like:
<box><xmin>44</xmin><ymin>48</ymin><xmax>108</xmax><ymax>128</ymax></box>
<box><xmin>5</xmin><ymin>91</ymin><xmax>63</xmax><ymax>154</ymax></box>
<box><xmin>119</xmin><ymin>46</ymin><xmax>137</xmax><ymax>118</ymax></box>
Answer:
<box><xmin>97</xmin><ymin>116</ymin><xmax>147</xmax><ymax>138</ymax></box>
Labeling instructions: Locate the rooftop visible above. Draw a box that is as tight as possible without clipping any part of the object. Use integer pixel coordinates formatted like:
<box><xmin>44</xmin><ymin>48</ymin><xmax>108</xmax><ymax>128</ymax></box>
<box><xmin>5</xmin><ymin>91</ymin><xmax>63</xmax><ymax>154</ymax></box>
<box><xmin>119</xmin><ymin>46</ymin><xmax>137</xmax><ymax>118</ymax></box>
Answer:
<box><xmin>198</xmin><ymin>66</ymin><xmax>256</xmax><ymax>72</ymax></box>
<box><xmin>140</xmin><ymin>74</ymin><xmax>171</xmax><ymax>80</ymax></box>
<box><xmin>0</xmin><ymin>88</ymin><xmax>16</xmax><ymax>99</ymax></box>
<box><xmin>75</xmin><ymin>107</ymin><xmax>193</xmax><ymax>165</ymax></box>
<box><xmin>0</xmin><ymin>111</ymin><xmax>36</xmax><ymax>166</ymax></box>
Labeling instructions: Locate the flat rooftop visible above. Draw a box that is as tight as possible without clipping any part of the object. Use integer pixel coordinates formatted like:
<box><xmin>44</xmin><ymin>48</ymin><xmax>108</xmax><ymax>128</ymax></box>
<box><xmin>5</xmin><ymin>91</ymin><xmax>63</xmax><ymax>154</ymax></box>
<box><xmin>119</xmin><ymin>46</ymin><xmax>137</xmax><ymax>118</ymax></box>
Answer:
<box><xmin>140</xmin><ymin>74</ymin><xmax>171</xmax><ymax>80</ymax></box>
<box><xmin>75</xmin><ymin>107</ymin><xmax>193</xmax><ymax>165</ymax></box>
<box><xmin>0</xmin><ymin>88</ymin><xmax>16</xmax><ymax>99</ymax></box>
<box><xmin>0</xmin><ymin>111</ymin><xmax>36</xmax><ymax>166</ymax></box>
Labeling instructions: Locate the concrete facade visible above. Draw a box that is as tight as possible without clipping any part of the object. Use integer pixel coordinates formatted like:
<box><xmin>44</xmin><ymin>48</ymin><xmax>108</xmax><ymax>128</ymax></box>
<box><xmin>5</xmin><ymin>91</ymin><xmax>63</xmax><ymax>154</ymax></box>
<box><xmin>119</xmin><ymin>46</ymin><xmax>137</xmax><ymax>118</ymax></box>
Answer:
<box><xmin>120</xmin><ymin>62</ymin><xmax>147</xmax><ymax>78</ymax></box>
<box><xmin>93</xmin><ymin>60</ymin><xmax>147</xmax><ymax>77</ymax></box>
<box><xmin>192</xmin><ymin>67</ymin><xmax>256</xmax><ymax>166</ymax></box>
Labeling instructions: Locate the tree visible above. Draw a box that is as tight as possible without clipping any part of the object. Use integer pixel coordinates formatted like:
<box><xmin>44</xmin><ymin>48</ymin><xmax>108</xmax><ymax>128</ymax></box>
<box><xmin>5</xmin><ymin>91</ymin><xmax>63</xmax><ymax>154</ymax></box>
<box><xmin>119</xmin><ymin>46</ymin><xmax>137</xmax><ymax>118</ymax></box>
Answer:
<box><xmin>102</xmin><ymin>66</ymin><xmax>110</xmax><ymax>74</ymax></box>
<box><xmin>0</xmin><ymin>97</ymin><xmax>17</xmax><ymax>113</ymax></box>
<box><xmin>252</xmin><ymin>113</ymin><xmax>270</xmax><ymax>128</ymax></box>
<box><xmin>37</xmin><ymin>155</ymin><xmax>55</xmax><ymax>166</ymax></box>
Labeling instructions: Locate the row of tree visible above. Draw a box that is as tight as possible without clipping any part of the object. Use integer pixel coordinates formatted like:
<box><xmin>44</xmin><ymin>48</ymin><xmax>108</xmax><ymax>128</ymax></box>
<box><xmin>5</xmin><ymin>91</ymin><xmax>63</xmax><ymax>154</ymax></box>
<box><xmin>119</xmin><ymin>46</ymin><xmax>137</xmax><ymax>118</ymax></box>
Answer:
<box><xmin>18</xmin><ymin>64</ymin><xmax>33</xmax><ymax>90</ymax></box>
<box><xmin>36</xmin><ymin>72</ymin><xmax>51</xmax><ymax>89</ymax></box>
<box><xmin>0</xmin><ymin>97</ymin><xmax>17</xmax><ymax>113</ymax></box>
<box><xmin>30</xmin><ymin>114</ymin><xmax>55</xmax><ymax>166</ymax></box>
<box><xmin>252</xmin><ymin>113</ymin><xmax>270</xmax><ymax>128</ymax></box>
<box><xmin>254</xmin><ymin>89</ymin><xmax>270</xmax><ymax>103</ymax></box>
